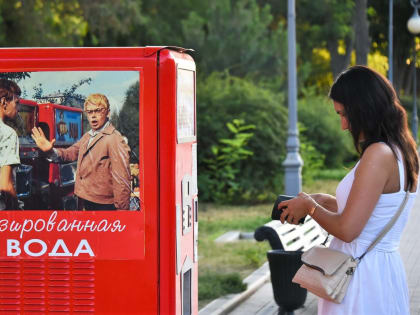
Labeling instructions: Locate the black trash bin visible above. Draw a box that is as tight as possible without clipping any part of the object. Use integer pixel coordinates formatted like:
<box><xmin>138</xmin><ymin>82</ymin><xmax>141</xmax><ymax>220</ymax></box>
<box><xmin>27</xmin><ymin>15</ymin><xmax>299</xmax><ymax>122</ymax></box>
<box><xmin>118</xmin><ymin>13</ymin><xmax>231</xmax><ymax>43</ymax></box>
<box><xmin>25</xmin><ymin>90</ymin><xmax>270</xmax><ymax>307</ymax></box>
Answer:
<box><xmin>267</xmin><ymin>249</ymin><xmax>307</xmax><ymax>315</ymax></box>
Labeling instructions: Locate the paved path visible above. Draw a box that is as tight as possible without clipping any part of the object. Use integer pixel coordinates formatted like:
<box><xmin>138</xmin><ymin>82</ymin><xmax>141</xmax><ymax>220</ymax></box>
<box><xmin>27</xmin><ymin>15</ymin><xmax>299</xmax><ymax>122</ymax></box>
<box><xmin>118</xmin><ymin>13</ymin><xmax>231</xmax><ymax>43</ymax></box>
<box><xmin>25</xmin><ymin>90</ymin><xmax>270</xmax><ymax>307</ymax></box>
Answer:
<box><xmin>222</xmin><ymin>196</ymin><xmax>420</xmax><ymax>315</ymax></box>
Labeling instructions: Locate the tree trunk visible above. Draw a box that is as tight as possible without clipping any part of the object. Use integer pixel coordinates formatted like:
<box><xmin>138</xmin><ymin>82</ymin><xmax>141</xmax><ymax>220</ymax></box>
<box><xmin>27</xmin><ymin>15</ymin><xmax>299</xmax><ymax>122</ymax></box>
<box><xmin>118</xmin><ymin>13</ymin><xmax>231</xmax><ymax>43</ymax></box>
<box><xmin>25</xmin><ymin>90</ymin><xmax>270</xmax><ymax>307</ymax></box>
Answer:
<box><xmin>393</xmin><ymin>37</ymin><xmax>410</xmax><ymax>95</ymax></box>
<box><xmin>327</xmin><ymin>34</ymin><xmax>354</xmax><ymax>79</ymax></box>
<box><xmin>354</xmin><ymin>0</ymin><xmax>370</xmax><ymax>65</ymax></box>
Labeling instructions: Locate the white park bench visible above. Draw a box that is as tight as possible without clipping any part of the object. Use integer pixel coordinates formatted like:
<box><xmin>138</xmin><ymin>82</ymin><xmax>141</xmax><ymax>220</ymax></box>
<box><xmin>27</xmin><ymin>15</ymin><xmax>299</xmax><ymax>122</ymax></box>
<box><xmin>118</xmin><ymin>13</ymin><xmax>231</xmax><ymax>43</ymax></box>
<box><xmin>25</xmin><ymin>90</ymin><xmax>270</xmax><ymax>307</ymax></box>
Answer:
<box><xmin>254</xmin><ymin>216</ymin><xmax>327</xmax><ymax>251</ymax></box>
<box><xmin>254</xmin><ymin>217</ymin><xmax>328</xmax><ymax>313</ymax></box>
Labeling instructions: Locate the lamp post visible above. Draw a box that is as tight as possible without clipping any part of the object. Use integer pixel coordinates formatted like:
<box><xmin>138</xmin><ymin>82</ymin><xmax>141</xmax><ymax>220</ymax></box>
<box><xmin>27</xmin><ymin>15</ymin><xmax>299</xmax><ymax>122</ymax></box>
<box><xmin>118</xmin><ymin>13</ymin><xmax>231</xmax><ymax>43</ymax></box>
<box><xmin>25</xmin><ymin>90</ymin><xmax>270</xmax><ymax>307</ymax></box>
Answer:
<box><xmin>407</xmin><ymin>0</ymin><xmax>420</xmax><ymax>143</ymax></box>
<box><xmin>283</xmin><ymin>0</ymin><xmax>303</xmax><ymax>196</ymax></box>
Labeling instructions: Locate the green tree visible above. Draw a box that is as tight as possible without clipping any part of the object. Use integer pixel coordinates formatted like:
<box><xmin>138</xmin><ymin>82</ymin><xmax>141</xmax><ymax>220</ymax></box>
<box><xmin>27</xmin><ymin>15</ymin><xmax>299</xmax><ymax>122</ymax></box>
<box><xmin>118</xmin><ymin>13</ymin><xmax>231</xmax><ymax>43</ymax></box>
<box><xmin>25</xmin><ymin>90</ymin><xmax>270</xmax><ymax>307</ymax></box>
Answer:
<box><xmin>138</xmin><ymin>0</ymin><xmax>288</xmax><ymax>85</ymax></box>
<box><xmin>112</xmin><ymin>81</ymin><xmax>139</xmax><ymax>162</ymax></box>
<box><xmin>0</xmin><ymin>0</ymin><xmax>88</xmax><ymax>47</ymax></box>
<box><xmin>181</xmin><ymin>0</ymin><xmax>288</xmax><ymax>79</ymax></box>
<box><xmin>138</xmin><ymin>0</ymin><xmax>204</xmax><ymax>46</ymax></box>
<box><xmin>264</xmin><ymin>0</ymin><xmax>372</xmax><ymax>90</ymax></box>
<box><xmin>79</xmin><ymin>0</ymin><xmax>146</xmax><ymax>46</ymax></box>
<box><xmin>296</xmin><ymin>0</ymin><xmax>355</xmax><ymax>79</ymax></box>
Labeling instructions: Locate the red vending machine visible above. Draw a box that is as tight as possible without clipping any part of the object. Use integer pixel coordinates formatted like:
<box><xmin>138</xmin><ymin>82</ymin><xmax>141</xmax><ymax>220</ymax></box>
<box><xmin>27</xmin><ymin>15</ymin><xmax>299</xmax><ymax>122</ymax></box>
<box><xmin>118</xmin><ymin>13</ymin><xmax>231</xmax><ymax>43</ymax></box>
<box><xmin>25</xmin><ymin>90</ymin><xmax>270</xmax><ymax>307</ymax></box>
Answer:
<box><xmin>0</xmin><ymin>47</ymin><xmax>198</xmax><ymax>314</ymax></box>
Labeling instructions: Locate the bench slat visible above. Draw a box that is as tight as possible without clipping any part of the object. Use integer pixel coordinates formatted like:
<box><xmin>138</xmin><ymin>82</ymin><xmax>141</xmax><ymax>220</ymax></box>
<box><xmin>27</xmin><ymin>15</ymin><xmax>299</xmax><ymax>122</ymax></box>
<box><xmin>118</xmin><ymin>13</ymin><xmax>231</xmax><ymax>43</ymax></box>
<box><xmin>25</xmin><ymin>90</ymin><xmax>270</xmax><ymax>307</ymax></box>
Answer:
<box><xmin>256</xmin><ymin>216</ymin><xmax>327</xmax><ymax>251</ymax></box>
<box><xmin>279</xmin><ymin>228</ymin><xmax>305</xmax><ymax>251</ymax></box>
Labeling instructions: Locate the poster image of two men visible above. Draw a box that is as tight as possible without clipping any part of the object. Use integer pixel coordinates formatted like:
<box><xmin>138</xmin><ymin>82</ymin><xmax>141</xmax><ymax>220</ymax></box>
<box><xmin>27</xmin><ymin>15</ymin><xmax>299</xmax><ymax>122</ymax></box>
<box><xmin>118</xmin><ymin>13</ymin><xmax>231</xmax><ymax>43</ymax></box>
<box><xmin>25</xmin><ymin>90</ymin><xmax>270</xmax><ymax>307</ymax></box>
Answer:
<box><xmin>0</xmin><ymin>70</ymin><xmax>140</xmax><ymax>211</ymax></box>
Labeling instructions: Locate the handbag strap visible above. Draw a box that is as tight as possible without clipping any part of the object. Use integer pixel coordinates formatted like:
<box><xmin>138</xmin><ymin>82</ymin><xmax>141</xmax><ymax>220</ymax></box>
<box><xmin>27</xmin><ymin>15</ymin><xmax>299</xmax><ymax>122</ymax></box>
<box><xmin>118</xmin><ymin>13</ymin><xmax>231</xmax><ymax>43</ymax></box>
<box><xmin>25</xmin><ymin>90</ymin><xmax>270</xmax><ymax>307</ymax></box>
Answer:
<box><xmin>357</xmin><ymin>190</ymin><xmax>410</xmax><ymax>261</ymax></box>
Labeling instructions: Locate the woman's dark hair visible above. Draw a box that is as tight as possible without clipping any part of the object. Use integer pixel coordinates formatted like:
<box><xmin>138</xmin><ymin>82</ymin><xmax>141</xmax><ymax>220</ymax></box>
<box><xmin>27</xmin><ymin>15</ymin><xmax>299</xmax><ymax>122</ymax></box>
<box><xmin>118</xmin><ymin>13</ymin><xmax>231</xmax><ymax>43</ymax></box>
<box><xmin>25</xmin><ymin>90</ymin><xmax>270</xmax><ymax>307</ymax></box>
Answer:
<box><xmin>0</xmin><ymin>79</ymin><xmax>21</xmax><ymax>101</ymax></box>
<box><xmin>329</xmin><ymin>65</ymin><xmax>419</xmax><ymax>190</ymax></box>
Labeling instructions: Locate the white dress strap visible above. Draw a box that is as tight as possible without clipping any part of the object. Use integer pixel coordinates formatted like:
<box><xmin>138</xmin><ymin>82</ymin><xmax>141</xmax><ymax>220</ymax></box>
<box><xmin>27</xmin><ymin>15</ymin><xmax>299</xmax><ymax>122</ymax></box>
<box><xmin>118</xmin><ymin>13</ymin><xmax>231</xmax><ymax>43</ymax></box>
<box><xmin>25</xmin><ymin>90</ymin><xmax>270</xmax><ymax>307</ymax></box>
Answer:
<box><xmin>396</xmin><ymin>148</ymin><xmax>405</xmax><ymax>193</ymax></box>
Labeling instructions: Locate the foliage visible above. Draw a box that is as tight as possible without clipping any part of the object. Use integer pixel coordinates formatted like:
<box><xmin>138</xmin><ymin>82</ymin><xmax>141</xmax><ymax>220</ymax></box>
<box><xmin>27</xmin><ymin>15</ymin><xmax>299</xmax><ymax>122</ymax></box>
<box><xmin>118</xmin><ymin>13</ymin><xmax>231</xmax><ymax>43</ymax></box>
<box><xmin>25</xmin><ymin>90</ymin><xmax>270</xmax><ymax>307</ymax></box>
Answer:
<box><xmin>306</xmin><ymin>48</ymin><xmax>335</xmax><ymax>93</ymax></box>
<box><xmin>312</xmin><ymin>168</ymin><xmax>349</xmax><ymax>181</ymax></box>
<box><xmin>139</xmin><ymin>0</ymin><xmax>205</xmax><ymax>46</ymax></box>
<box><xmin>367</xmin><ymin>50</ymin><xmax>389</xmax><ymax>77</ymax></box>
<box><xmin>197</xmin><ymin>73</ymin><xmax>288</xmax><ymax>203</ymax></box>
<box><xmin>79</xmin><ymin>0</ymin><xmax>146</xmax><ymax>46</ymax></box>
<box><xmin>299</xmin><ymin>123</ymin><xmax>325</xmax><ymax>184</ymax></box>
<box><xmin>32</xmin><ymin>77</ymin><xmax>92</xmax><ymax>106</ymax></box>
<box><xmin>0</xmin><ymin>72</ymin><xmax>30</xmax><ymax>82</ymax></box>
<box><xmin>111</xmin><ymin>81</ymin><xmax>139</xmax><ymax>162</ymax></box>
<box><xmin>298</xmin><ymin>94</ymin><xmax>357</xmax><ymax>168</ymax></box>
<box><xmin>0</xmin><ymin>0</ymin><xmax>146</xmax><ymax>47</ymax></box>
<box><xmin>32</xmin><ymin>84</ymin><xmax>43</xmax><ymax>100</ymax></box>
<box><xmin>294</xmin><ymin>0</ymin><xmax>355</xmax><ymax>51</ymax></box>
<box><xmin>181</xmin><ymin>0</ymin><xmax>288</xmax><ymax>79</ymax></box>
<box><xmin>62</xmin><ymin>78</ymin><xmax>92</xmax><ymax>99</ymax></box>
<box><xmin>138</xmin><ymin>0</ymin><xmax>289</xmax><ymax>81</ymax></box>
<box><xmin>0</xmin><ymin>0</ymin><xmax>88</xmax><ymax>46</ymax></box>
<box><xmin>199</xmin><ymin>271</ymin><xmax>246</xmax><ymax>301</ymax></box>
<box><xmin>199</xmin><ymin>119</ymin><xmax>255</xmax><ymax>203</ymax></box>
<box><xmin>293</xmin><ymin>0</ymin><xmax>356</xmax><ymax>79</ymax></box>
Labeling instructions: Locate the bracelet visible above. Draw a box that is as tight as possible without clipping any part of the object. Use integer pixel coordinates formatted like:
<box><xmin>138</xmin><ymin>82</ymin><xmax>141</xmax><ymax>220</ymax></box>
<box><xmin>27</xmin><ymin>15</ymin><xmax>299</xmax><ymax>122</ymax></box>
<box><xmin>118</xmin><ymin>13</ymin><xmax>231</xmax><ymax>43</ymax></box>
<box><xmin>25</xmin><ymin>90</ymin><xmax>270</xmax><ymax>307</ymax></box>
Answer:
<box><xmin>308</xmin><ymin>203</ymin><xmax>317</xmax><ymax>216</ymax></box>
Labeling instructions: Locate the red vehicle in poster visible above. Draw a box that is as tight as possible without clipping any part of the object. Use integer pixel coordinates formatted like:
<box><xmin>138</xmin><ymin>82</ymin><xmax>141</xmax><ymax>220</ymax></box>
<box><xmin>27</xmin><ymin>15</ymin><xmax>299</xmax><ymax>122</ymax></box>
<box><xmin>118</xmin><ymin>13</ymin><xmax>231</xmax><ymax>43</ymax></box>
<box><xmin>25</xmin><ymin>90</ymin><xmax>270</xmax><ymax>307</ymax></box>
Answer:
<box><xmin>17</xmin><ymin>100</ymin><xmax>82</xmax><ymax>210</ymax></box>
<box><xmin>0</xmin><ymin>47</ymin><xmax>197</xmax><ymax>314</ymax></box>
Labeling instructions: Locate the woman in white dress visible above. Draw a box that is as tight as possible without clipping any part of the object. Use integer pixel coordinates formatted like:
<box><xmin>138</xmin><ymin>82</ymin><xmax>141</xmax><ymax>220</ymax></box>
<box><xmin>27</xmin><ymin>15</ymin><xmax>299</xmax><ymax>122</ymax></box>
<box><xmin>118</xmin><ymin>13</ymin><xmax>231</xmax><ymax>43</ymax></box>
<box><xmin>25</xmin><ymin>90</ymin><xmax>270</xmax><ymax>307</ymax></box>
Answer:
<box><xmin>278</xmin><ymin>65</ymin><xmax>419</xmax><ymax>315</ymax></box>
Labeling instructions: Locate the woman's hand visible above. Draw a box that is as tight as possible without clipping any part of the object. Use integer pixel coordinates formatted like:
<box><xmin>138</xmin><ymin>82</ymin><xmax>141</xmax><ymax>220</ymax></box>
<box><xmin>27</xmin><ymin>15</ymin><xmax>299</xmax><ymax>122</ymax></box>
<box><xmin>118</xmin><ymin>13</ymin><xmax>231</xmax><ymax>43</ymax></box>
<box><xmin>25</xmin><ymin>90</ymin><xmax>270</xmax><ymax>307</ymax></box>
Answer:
<box><xmin>277</xmin><ymin>192</ymin><xmax>317</xmax><ymax>225</ymax></box>
<box><xmin>31</xmin><ymin>127</ymin><xmax>55</xmax><ymax>152</ymax></box>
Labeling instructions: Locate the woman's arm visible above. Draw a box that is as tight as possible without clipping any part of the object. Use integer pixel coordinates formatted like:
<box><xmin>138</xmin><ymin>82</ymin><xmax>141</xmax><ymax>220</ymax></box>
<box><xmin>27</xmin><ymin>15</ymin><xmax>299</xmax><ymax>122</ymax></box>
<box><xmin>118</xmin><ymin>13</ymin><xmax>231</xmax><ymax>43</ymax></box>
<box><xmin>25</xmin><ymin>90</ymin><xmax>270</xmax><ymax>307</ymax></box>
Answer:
<box><xmin>310</xmin><ymin>193</ymin><xmax>338</xmax><ymax>212</ymax></box>
<box><xmin>279</xmin><ymin>143</ymin><xmax>395</xmax><ymax>242</ymax></box>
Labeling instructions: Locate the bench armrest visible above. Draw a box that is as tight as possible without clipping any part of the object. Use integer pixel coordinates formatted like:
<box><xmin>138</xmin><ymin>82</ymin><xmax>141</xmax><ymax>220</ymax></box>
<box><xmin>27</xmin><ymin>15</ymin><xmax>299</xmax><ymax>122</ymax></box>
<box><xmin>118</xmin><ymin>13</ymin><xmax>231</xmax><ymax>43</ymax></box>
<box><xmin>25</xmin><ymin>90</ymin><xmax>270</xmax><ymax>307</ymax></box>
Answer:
<box><xmin>254</xmin><ymin>226</ymin><xmax>284</xmax><ymax>250</ymax></box>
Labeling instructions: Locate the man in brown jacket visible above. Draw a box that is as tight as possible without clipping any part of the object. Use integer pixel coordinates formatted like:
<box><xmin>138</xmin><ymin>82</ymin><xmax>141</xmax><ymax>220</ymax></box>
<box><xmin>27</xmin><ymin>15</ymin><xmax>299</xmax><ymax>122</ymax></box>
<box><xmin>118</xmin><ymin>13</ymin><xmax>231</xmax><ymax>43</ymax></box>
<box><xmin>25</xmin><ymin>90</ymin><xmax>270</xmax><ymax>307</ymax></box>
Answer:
<box><xmin>31</xmin><ymin>93</ymin><xmax>131</xmax><ymax>210</ymax></box>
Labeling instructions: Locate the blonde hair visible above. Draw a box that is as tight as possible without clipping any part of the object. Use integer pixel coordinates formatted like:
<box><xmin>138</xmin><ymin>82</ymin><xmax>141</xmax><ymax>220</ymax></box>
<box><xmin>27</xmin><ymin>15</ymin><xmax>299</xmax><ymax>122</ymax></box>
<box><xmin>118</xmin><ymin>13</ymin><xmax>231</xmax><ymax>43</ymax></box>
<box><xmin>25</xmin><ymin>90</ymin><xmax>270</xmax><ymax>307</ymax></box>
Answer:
<box><xmin>84</xmin><ymin>93</ymin><xmax>110</xmax><ymax>111</ymax></box>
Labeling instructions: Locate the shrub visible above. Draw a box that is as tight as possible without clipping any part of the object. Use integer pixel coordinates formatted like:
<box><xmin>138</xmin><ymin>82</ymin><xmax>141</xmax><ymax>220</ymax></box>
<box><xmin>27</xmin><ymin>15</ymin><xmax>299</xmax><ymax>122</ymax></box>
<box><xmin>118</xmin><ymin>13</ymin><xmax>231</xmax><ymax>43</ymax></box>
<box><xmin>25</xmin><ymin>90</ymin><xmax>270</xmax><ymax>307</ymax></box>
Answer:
<box><xmin>199</xmin><ymin>119</ymin><xmax>255</xmax><ymax>203</ymax></box>
<box><xmin>299</xmin><ymin>123</ymin><xmax>325</xmax><ymax>183</ymax></box>
<box><xmin>197</xmin><ymin>72</ymin><xmax>288</xmax><ymax>203</ymax></box>
<box><xmin>298</xmin><ymin>94</ymin><xmax>356</xmax><ymax>167</ymax></box>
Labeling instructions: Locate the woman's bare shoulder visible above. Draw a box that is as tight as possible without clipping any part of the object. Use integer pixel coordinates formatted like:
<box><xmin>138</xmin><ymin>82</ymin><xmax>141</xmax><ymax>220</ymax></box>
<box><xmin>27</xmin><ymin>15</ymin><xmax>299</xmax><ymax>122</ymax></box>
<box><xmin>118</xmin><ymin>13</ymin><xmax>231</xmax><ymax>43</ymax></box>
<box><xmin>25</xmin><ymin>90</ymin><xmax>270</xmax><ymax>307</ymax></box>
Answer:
<box><xmin>362</xmin><ymin>142</ymin><xmax>395</xmax><ymax>161</ymax></box>
<box><xmin>357</xmin><ymin>143</ymin><xmax>396</xmax><ymax>176</ymax></box>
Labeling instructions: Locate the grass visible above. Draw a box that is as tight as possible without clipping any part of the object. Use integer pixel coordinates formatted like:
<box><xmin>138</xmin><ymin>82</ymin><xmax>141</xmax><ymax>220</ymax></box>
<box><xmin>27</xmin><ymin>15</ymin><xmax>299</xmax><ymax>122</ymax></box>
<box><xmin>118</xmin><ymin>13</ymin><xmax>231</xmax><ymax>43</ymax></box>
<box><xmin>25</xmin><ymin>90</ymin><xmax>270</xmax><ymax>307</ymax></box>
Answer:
<box><xmin>198</xmin><ymin>172</ymin><xmax>344</xmax><ymax>309</ymax></box>
<box><xmin>303</xmin><ymin>178</ymin><xmax>340</xmax><ymax>195</ymax></box>
<box><xmin>199</xmin><ymin>272</ymin><xmax>246</xmax><ymax>301</ymax></box>
<box><xmin>198</xmin><ymin>203</ymin><xmax>272</xmax><ymax>308</ymax></box>
<box><xmin>312</xmin><ymin>168</ymin><xmax>350</xmax><ymax>180</ymax></box>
